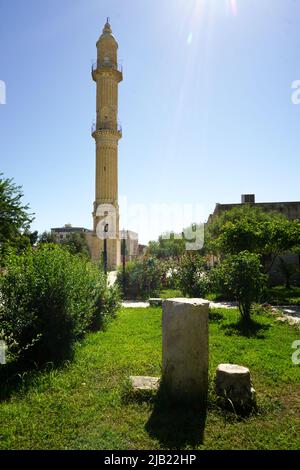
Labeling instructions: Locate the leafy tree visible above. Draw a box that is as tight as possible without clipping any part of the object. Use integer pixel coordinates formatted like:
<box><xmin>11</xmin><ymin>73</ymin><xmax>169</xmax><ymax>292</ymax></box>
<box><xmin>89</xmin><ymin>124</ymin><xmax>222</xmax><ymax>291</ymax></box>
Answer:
<box><xmin>147</xmin><ymin>232</ymin><xmax>186</xmax><ymax>259</ymax></box>
<box><xmin>1</xmin><ymin>229</ymin><xmax>38</xmax><ymax>256</ymax></box>
<box><xmin>213</xmin><ymin>251</ymin><xmax>267</xmax><ymax>322</ymax></box>
<box><xmin>38</xmin><ymin>231</ymin><xmax>56</xmax><ymax>244</ymax></box>
<box><xmin>176</xmin><ymin>253</ymin><xmax>211</xmax><ymax>298</ymax></box>
<box><xmin>206</xmin><ymin>205</ymin><xmax>300</xmax><ymax>273</ymax></box>
<box><xmin>148</xmin><ymin>224</ymin><xmax>204</xmax><ymax>259</ymax></box>
<box><xmin>0</xmin><ymin>174</ymin><xmax>34</xmax><ymax>259</ymax></box>
<box><xmin>61</xmin><ymin>232</ymin><xmax>90</xmax><ymax>258</ymax></box>
<box><xmin>278</xmin><ymin>257</ymin><xmax>299</xmax><ymax>289</ymax></box>
<box><xmin>117</xmin><ymin>257</ymin><xmax>162</xmax><ymax>300</ymax></box>
<box><xmin>27</xmin><ymin>230</ymin><xmax>38</xmax><ymax>246</ymax></box>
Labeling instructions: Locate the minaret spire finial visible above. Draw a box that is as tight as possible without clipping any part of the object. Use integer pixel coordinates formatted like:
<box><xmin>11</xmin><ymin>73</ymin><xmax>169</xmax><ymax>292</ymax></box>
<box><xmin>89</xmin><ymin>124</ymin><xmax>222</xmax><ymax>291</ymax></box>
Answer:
<box><xmin>103</xmin><ymin>17</ymin><xmax>112</xmax><ymax>34</ymax></box>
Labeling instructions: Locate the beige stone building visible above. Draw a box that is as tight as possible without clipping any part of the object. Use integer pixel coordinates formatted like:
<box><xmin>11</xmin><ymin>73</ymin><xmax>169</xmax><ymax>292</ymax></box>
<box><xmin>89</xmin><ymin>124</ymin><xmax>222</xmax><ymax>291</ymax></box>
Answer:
<box><xmin>86</xmin><ymin>19</ymin><xmax>123</xmax><ymax>269</ymax></box>
<box><xmin>121</xmin><ymin>230</ymin><xmax>139</xmax><ymax>262</ymax></box>
<box><xmin>208</xmin><ymin>194</ymin><xmax>300</xmax><ymax>224</ymax></box>
<box><xmin>51</xmin><ymin>224</ymin><xmax>91</xmax><ymax>243</ymax></box>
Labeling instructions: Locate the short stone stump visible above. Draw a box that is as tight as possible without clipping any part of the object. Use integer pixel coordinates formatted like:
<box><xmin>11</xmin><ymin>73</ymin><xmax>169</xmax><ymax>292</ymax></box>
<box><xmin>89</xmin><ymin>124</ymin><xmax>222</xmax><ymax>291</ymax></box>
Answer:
<box><xmin>149</xmin><ymin>298</ymin><xmax>163</xmax><ymax>307</ymax></box>
<box><xmin>215</xmin><ymin>364</ymin><xmax>256</xmax><ymax>410</ymax></box>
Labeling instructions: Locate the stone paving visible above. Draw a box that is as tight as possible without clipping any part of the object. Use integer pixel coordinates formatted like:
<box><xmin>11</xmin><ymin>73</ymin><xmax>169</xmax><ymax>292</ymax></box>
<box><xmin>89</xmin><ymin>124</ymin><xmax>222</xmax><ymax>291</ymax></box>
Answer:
<box><xmin>122</xmin><ymin>301</ymin><xmax>150</xmax><ymax>308</ymax></box>
<box><xmin>278</xmin><ymin>305</ymin><xmax>300</xmax><ymax>318</ymax></box>
<box><xmin>121</xmin><ymin>300</ymin><xmax>237</xmax><ymax>309</ymax></box>
<box><xmin>209</xmin><ymin>301</ymin><xmax>237</xmax><ymax>309</ymax></box>
<box><xmin>121</xmin><ymin>299</ymin><xmax>300</xmax><ymax>325</ymax></box>
<box><xmin>274</xmin><ymin>305</ymin><xmax>300</xmax><ymax>324</ymax></box>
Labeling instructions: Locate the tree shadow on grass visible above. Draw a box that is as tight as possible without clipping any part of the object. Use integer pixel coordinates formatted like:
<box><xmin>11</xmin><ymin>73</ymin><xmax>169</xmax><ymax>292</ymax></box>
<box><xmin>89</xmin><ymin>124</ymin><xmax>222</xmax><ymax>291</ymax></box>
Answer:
<box><xmin>145</xmin><ymin>384</ymin><xmax>207</xmax><ymax>449</ymax></box>
<box><xmin>209</xmin><ymin>309</ymin><xmax>224</xmax><ymax>322</ymax></box>
<box><xmin>221</xmin><ymin>319</ymin><xmax>270</xmax><ymax>339</ymax></box>
<box><xmin>0</xmin><ymin>352</ymin><xmax>74</xmax><ymax>402</ymax></box>
<box><xmin>0</xmin><ymin>361</ymin><xmax>40</xmax><ymax>402</ymax></box>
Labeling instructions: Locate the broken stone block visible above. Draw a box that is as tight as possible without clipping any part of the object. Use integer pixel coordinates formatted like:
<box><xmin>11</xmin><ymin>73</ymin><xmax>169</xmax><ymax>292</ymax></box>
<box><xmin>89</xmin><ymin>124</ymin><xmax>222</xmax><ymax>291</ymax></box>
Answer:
<box><xmin>129</xmin><ymin>375</ymin><xmax>160</xmax><ymax>391</ymax></box>
<box><xmin>128</xmin><ymin>375</ymin><xmax>160</xmax><ymax>402</ymax></box>
<box><xmin>215</xmin><ymin>363</ymin><xmax>256</xmax><ymax>410</ymax></box>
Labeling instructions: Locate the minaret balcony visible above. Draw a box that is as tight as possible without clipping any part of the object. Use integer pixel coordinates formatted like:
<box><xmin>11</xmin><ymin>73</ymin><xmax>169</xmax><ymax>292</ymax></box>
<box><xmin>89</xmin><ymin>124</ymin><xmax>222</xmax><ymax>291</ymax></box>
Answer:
<box><xmin>91</xmin><ymin>122</ymin><xmax>122</xmax><ymax>139</ymax></box>
<box><xmin>92</xmin><ymin>61</ymin><xmax>123</xmax><ymax>81</ymax></box>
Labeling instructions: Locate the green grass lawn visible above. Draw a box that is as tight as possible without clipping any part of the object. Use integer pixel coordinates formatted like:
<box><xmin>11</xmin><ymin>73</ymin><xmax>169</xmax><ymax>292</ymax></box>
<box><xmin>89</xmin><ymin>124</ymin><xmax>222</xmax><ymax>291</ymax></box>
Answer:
<box><xmin>0</xmin><ymin>307</ymin><xmax>299</xmax><ymax>450</ymax></box>
<box><xmin>160</xmin><ymin>289</ymin><xmax>183</xmax><ymax>299</ymax></box>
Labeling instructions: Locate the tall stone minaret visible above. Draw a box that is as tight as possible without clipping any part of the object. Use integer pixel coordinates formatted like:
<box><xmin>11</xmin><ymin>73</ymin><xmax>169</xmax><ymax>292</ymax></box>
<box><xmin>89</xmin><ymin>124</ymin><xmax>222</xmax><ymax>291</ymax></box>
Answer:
<box><xmin>89</xmin><ymin>19</ymin><xmax>122</xmax><ymax>269</ymax></box>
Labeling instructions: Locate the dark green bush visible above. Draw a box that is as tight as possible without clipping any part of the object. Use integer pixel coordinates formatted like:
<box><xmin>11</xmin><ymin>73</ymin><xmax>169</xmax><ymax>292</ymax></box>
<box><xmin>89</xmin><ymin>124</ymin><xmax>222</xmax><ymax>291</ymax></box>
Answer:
<box><xmin>91</xmin><ymin>281</ymin><xmax>120</xmax><ymax>331</ymax></box>
<box><xmin>213</xmin><ymin>251</ymin><xmax>267</xmax><ymax>321</ymax></box>
<box><xmin>0</xmin><ymin>245</ymin><xmax>119</xmax><ymax>364</ymax></box>
<box><xmin>278</xmin><ymin>257</ymin><xmax>299</xmax><ymax>289</ymax></box>
<box><xmin>117</xmin><ymin>257</ymin><xmax>162</xmax><ymax>300</ymax></box>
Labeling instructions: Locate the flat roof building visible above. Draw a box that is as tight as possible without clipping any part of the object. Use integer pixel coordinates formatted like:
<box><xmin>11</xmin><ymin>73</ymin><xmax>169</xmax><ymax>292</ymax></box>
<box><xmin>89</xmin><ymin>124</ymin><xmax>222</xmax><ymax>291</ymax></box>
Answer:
<box><xmin>51</xmin><ymin>225</ymin><xmax>91</xmax><ymax>242</ymax></box>
<box><xmin>208</xmin><ymin>194</ymin><xmax>300</xmax><ymax>224</ymax></box>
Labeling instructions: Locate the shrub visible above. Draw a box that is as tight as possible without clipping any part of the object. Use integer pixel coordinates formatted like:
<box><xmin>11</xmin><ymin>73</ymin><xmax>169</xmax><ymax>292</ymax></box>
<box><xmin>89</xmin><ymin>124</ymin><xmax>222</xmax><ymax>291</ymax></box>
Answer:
<box><xmin>0</xmin><ymin>245</ymin><xmax>119</xmax><ymax>364</ymax></box>
<box><xmin>61</xmin><ymin>232</ymin><xmax>90</xmax><ymax>258</ymax></box>
<box><xmin>176</xmin><ymin>253</ymin><xmax>211</xmax><ymax>298</ymax></box>
<box><xmin>147</xmin><ymin>232</ymin><xmax>186</xmax><ymax>259</ymax></box>
<box><xmin>213</xmin><ymin>251</ymin><xmax>267</xmax><ymax>321</ymax></box>
<box><xmin>159</xmin><ymin>259</ymin><xmax>178</xmax><ymax>290</ymax></box>
<box><xmin>117</xmin><ymin>257</ymin><xmax>162</xmax><ymax>300</ymax></box>
<box><xmin>91</xmin><ymin>281</ymin><xmax>120</xmax><ymax>331</ymax></box>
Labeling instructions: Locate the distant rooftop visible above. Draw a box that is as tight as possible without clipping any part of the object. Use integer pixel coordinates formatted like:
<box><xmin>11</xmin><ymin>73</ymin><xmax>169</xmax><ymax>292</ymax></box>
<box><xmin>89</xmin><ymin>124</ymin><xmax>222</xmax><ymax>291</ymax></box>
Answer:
<box><xmin>208</xmin><ymin>194</ymin><xmax>300</xmax><ymax>223</ymax></box>
<box><xmin>51</xmin><ymin>225</ymin><xmax>91</xmax><ymax>234</ymax></box>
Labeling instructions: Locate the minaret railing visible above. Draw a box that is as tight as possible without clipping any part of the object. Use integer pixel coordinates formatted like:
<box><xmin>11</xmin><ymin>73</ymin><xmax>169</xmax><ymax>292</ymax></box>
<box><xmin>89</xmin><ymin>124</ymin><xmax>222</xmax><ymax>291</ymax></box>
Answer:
<box><xmin>91</xmin><ymin>61</ymin><xmax>123</xmax><ymax>73</ymax></box>
<box><xmin>91</xmin><ymin>122</ymin><xmax>122</xmax><ymax>134</ymax></box>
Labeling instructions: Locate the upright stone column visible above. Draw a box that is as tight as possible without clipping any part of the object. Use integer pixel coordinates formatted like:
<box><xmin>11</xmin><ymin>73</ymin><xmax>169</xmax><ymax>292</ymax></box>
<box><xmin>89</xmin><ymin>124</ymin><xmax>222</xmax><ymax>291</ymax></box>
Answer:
<box><xmin>162</xmin><ymin>298</ymin><xmax>209</xmax><ymax>403</ymax></box>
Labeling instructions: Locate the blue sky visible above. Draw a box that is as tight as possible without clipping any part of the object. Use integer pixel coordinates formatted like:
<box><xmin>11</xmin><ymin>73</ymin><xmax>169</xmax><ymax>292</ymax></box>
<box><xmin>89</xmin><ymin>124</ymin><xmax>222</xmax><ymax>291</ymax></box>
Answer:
<box><xmin>0</xmin><ymin>0</ymin><xmax>299</xmax><ymax>243</ymax></box>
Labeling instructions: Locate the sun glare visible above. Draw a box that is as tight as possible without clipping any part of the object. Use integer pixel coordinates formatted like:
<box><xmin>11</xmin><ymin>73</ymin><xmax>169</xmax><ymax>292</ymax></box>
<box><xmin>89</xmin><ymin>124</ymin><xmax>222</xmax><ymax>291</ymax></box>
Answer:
<box><xmin>164</xmin><ymin>0</ymin><xmax>238</xmax><ymax>163</ymax></box>
<box><xmin>183</xmin><ymin>0</ymin><xmax>238</xmax><ymax>45</ymax></box>
<box><xmin>230</xmin><ymin>0</ymin><xmax>238</xmax><ymax>17</ymax></box>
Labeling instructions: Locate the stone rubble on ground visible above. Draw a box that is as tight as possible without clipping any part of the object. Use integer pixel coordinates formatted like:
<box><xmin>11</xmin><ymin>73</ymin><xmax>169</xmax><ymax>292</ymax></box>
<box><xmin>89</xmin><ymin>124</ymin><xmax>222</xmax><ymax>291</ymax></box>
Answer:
<box><xmin>129</xmin><ymin>376</ymin><xmax>160</xmax><ymax>392</ymax></box>
<box><xmin>270</xmin><ymin>306</ymin><xmax>300</xmax><ymax>326</ymax></box>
